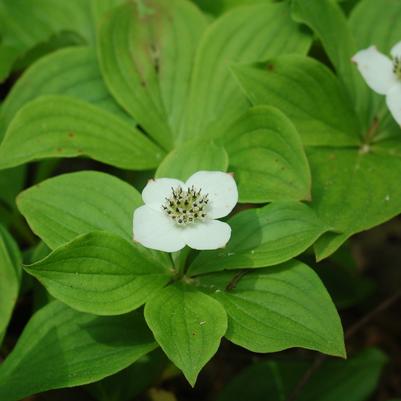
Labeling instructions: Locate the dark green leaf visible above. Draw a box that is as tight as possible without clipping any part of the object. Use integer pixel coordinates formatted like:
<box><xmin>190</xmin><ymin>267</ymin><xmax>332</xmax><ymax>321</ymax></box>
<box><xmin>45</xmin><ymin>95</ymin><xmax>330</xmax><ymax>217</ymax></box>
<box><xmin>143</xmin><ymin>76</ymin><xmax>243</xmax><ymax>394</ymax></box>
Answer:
<box><xmin>217</xmin><ymin>348</ymin><xmax>387</xmax><ymax>401</ymax></box>
<box><xmin>0</xmin><ymin>301</ymin><xmax>157</xmax><ymax>401</ymax></box>
<box><xmin>0</xmin><ymin>224</ymin><xmax>21</xmax><ymax>343</ymax></box>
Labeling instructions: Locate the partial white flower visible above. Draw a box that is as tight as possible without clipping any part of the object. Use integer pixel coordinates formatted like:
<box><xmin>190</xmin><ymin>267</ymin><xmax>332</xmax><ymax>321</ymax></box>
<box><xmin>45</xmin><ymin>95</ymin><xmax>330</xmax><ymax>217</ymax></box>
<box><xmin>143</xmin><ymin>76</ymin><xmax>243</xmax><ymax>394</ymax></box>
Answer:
<box><xmin>133</xmin><ymin>171</ymin><xmax>238</xmax><ymax>252</ymax></box>
<box><xmin>352</xmin><ymin>41</ymin><xmax>401</xmax><ymax>125</ymax></box>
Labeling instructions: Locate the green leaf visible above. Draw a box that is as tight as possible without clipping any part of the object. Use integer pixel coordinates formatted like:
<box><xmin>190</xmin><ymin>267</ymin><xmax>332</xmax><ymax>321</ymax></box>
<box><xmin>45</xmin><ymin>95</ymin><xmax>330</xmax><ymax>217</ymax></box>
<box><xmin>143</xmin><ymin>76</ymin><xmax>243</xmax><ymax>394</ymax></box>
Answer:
<box><xmin>17</xmin><ymin>171</ymin><xmax>140</xmax><ymax>249</ymax></box>
<box><xmin>0</xmin><ymin>224</ymin><xmax>21</xmax><ymax>343</ymax></box>
<box><xmin>156</xmin><ymin>140</ymin><xmax>228</xmax><ymax>180</ymax></box>
<box><xmin>233</xmin><ymin>56</ymin><xmax>361</xmax><ymax>146</ymax></box>
<box><xmin>221</xmin><ymin>106</ymin><xmax>311</xmax><ymax>202</ymax></box>
<box><xmin>144</xmin><ymin>283</ymin><xmax>227</xmax><ymax>386</ymax></box>
<box><xmin>217</xmin><ymin>348</ymin><xmax>387</xmax><ymax>401</ymax></box>
<box><xmin>98</xmin><ymin>0</ymin><xmax>208</xmax><ymax>149</ymax></box>
<box><xmin>197</xmin><ymin>260</ymin><xmax>345</xmax><ymax>357</ymax></box>
<box><xmin>0</xmin><ymin>0</ymin><xmax>95</xmax><ymax>82</ymax></box>
<box><xmin>25</xmin><ymin>232</ymin><xmax>172</xmax><ymax>315</ymax></box>
<box><xmin>291</xmin><ymin>0</ymin><xmax>369</xmax><ymax>125</ymax></box>
<box><xmin>188</xmin><ymin>201</ymin><xmax>329</xmax><ymax>276</ymax></box>
<box><xmin>0</xmin><ymin>166</ymin><xmax>25</xmax><ymax>208</ymax></box>
<box><xmin>308</xmin><ymin>146</ymin><xmax>401</xmax><ymax>258</ymax></box>
<box><xmin>0</xmin><ymin>95</ymin><xmax>164</xmax><ymax>170</ymax></box>
<box><xmin>191</xmin><ymin>0</ymin><xmax>274</xmax><ymax>16</ymax></box>
<box><xmin>90</xmin><ymin>0</ymin><xmax>127</xmax><ymax>22</ymax></box>
<box><xmin>180</xmin><ymin>1</ymin><xmax>311</xmax><ymax>142</ymax></box>
<box><xmin>0</xmin><ymin>301</ymin><xmax>157</xmax><ymax>401</ymax></box>
<box><xmin>0</xmin><ymin>47</ymin><xmax>129</xmax><ymax>139</ymax></box>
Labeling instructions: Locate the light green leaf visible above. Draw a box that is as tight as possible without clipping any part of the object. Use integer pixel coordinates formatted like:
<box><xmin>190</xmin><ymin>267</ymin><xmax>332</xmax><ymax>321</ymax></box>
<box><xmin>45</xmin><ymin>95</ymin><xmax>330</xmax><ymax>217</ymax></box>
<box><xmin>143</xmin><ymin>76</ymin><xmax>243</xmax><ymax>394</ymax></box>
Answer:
<box><xmin>0</xmin><ymin>301</ymin><xmax>157</xmax><ymax>401</ymax></box>
<box><xmin>217</xmin><ymin>348</ymin><xmax>387</xmax><ymax>401</ymax></box>
<box><xmin>0</xmin><ymin>224</ymin><xmax>21</xmax><ymax>343</ymax></box>
<box><xmin>144</xmin><ymin>283</ymin><xmax>227</xmax><ymax>386</ymax></box>
<box><xmin>156</xmin><ymin>140</ymin><xmax>228</xmax><ymax>180</ymax></box>
<box><xmin>291</xmin><ymin>0</ymin><xmax>369</xmax><ymax>125</ymax></box>
<box><xmin>221</xmin><ymin>106</ymin><xmax>311</xmax><ymax>202</ymax></box>
<box><xmin>197</xmin><ymin>260</ymin><xmax>345</xmax><ymax>357</ymax></box>
<box><xmin>308</xmin><ymin>146</ymin><xmax>401</xmax><ymax>258</ymax></box>
<box><xmin>0</xmin><ymin>95</ymin><xmax>164</xmax><ymax>170</ymax></box>
<box><xmin>192</xmin><ymin>0</ymin><xmax>274</xmax><ymax>16</ymax></box>
<box><xmin>233</xmin><ymin>56</ymin><xmax>361</xmax><ymax>146</ymax></box>
<box><xmin>98</xmin><ymin>0</ymin><xmax>208</xmax><ymax>149</ymax></box>
<box><xmin>0</xmin><ymin>47</ymin><xmax>129</xmax><ymax>139</ymax></box>
<box><xmin>90</xmin><ymin>0</ymin><xmax>127</xmax><ymax>22</ymax></box>
<box><xmin>17</xmin><ymin>171</ymin><xmax>140</xmax><ymax>249</ymax></box>
<box><xmin>0</xmin><ymin>0</ymin><xmax>95</xmax><ymax>82</ymax></box>
<box><xmin>180</xmin><ymin>1</ymin><xmax>311</xmax><ymax>142</ymax></box>
<box><xmin>25</xmin><ymin>232</ymin><xmax>172</xmax><ymax>315</ymax></box>
<box><xmin>188</xmin><ymin>202</ymin><xmax>329</xmax><ymax>276</ymax></box>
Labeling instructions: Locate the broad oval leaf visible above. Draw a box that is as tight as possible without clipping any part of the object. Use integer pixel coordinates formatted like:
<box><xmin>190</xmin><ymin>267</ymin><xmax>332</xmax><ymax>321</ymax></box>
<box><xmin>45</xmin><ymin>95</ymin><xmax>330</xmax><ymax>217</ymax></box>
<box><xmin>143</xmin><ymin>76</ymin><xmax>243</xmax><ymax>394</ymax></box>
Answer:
<box><xmin>291</xmin><ymin>0</ymin><xmax>369</xmax><ymax>125</ymax></box>
<box><xmin>0</xmin><ymin>224</ymin><xmax>21</xmax><ymax>343</ymax></box>
<box><xmin>98</xmin><ymin>0</ymin><xmax>208</xmax><ymax>149</ymax></box>
<box><xmin>221</xmin><ymin>106</ymin><xmax>311</xmax><ymax>202</ymax></box>
<box><xmin>144</xmin><ymin>283</ymin><xmax>227</xmax><ymax>386</ymax></box>
<box><xmin>0</xmin><ymin>95</ymin><xmax>164</xmax><ymax>170</ymax></box>
<box><xmin>188</xmin><ymin>201</ymin><xmax>329</xmax><ymax>276</ymax></box>
<box><xmin>0</xmin><ymin>46</ymin><xmax>129</xmax><ymax>139</ymax></box>
<box><xmin>309</xmin><ymin>146</ymin><xmax>401</xmax><ymax>258</ymax></box>
<box><xmin>17</xmin><ymin>171</ymin><xmax>140</xmax><ymax>249</ymax></box>
<box><xmin>156</xmin><ymin>140</ymin><xmax>228</xmax><ymax>181</ymax></box>
<box><xmin>0</xmin><ymin>301</ymin><xmax>157</xmax><ymax>401</ymax></box>
<box><xmin>233</xmin><ymin>57</ymin><xmax>361</xmax><ymax>147</ymax></box>
<box><xmin>180</xmin><ymin>1</ymin><xmax>311</xmax><ymax>142</ymax></box>
<box><xmin>197</xmin><ymin>260</ymin><xmax>345</xmax><ymax>357</ymax></box>
<box><xmin>24</xmin><ymin>232</ymin><xmax>172</xmax><ymax>315</ymax></box>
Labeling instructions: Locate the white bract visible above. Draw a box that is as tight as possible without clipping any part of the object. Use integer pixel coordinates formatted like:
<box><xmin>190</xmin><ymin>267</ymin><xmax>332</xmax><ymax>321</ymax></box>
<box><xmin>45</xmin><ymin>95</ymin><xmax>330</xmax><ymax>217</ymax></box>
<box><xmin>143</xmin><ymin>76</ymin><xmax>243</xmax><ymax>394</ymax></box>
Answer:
<box><xmin>352</xmin><ymin>40</ymin><xmax>401</xmax><ymax>125</ymax></box>
<box><xmin>133</xmin><ymin>171</ymin><xmax>238</xmax><ymax>252</ymax></box>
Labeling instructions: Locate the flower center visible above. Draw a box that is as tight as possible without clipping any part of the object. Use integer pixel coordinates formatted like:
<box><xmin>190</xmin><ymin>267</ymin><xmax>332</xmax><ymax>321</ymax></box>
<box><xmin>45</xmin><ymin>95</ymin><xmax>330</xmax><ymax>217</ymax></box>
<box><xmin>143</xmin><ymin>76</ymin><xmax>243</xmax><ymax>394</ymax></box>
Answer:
<box><xmin>162</xmin><ymin>186</ymin><xmax>209</xmax><ymax>226</ymax></box>
<box><xmin>393</xmin><ymin>57</ymin><xmax>401</xmax><ymax>79</ymax></box>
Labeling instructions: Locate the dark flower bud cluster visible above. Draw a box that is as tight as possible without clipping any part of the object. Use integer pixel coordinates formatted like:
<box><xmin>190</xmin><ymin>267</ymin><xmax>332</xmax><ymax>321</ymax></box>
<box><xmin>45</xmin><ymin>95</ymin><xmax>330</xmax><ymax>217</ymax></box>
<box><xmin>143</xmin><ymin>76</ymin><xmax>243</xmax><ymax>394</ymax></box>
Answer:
<box><xmin>162</xmin><ymin>185</ymin><xmax>209</xmax><ymax>226</ymax></box>
<box><xmin>393</xmin><ymin>56</ymin><xmax>401</xmax><ymax>78</ymax></box>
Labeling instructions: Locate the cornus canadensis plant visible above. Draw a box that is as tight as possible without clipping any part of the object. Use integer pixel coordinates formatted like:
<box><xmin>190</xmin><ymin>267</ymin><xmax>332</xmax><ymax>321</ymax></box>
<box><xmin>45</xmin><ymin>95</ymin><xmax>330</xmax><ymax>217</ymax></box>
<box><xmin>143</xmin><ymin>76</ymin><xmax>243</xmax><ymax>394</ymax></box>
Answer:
<box><xmin>133</xmin><ymin>171</ymin><xmax>238</xmax><ymax>252</ymax></box>
<box><xmin>353</xmin><ymin>40</ymin><xmax>401</xmax><ymax>125</ymax></box>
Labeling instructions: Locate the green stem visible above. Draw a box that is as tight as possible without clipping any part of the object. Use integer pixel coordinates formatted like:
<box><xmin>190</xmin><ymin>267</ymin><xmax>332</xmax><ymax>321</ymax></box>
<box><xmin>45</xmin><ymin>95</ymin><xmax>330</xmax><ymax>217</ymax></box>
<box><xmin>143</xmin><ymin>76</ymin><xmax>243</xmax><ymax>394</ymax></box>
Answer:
<box><xmin>172</xmin><ymin>247</ymin><xmax>191</xmax><ymax>277</ymax></box>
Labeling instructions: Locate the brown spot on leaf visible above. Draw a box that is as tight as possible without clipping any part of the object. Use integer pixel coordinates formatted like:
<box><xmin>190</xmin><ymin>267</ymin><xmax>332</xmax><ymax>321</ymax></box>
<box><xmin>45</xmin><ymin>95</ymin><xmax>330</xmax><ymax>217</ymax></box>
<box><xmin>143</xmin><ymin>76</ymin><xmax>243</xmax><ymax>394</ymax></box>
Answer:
<box><xmin>267</xmin><ymin>63</ymin><xmax>275</xmax><ymax>71</ymax></box>
<box><xmin>68</xmin><ymin>132</ymin><xmax>75</xmax><ymax>138</ymax></box>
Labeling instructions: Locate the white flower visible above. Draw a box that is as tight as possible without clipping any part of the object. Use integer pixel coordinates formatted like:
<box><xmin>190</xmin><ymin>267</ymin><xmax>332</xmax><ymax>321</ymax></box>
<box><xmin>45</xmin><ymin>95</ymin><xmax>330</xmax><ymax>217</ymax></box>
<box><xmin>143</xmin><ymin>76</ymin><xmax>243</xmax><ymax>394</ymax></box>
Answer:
<box><xmin>133</xmin><ymin>171</ymin><xmax>238</xmax><ymax>252</ymax></box>
<box><xmin>352</xmin><ymin>41</ymin><xmax>401</xmax><ymax>125</ymax></box>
